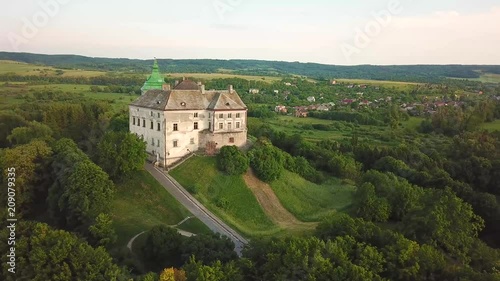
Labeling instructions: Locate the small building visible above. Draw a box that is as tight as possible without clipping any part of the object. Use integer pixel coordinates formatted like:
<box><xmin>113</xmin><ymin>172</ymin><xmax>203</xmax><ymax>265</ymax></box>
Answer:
<box><xmin>275</xmin><ymin>105</ymin><xmax>288</xmax><ymax>114</ymax></box>
<box><xmin>307</xmin><ymin>96</ymin><xmax>316</xmax><ymax>103</ymax></box>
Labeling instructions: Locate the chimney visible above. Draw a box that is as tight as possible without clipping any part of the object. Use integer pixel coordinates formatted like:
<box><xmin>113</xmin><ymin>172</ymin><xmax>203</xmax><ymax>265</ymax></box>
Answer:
<box><xmin>199</xmin><ymin>84</ymin><xmax>205</xmax><ymax>94</ymax></box>
<box><xmin>228</xmin><ymin>85</ymin><xmax>233</xmax><ymax>93</ymax></box>
<box><xmin>174</xmin><ymin>80</ymin><xmax>179</xmax><ymax>86</ymax></box>
<box><xmin>162</xmin><ymin>84</ymin><xmax>171</xmax><ymax>91</ymax></box>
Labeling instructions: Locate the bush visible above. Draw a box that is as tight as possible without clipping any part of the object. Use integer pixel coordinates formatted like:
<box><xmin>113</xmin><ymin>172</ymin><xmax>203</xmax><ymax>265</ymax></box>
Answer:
<box><xmin>248</xmin><ymin>143</ymin><xmax>284</xmax><ymax>182</ymax></box>
<box><xmin>216</xmin><ymin>146</ymin><xmax>249</xmax><ymax>175</ymax></box>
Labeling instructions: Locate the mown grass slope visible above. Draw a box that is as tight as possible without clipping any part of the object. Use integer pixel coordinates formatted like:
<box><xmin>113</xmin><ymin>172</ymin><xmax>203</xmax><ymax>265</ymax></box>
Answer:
<box><xmin>270</xmin><ymin>170</ymin><xmax>355</xmax><ymax>222</ymax></box>
<box><xmin>170</xmin><ymin>156</ymin><xmax>279</xmax><ymax>237</ymax></box>
<box><xmin>111</xmin><ymin>170</ymin><xmax>211</xmax><ymax>248</ymax></box>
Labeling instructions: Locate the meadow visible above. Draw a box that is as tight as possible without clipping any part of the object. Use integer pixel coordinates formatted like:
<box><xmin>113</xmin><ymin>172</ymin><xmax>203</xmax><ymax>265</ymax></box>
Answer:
<box><xmin>0</xmin><ymin>60</ymin><xmax>107</xmax><ymax>77</ymax></box>
<box><xmin>0</xmin><ymin>82</ymin><xmax>137</xmax><ymax>111</ymax></box>
<box><xmin>270</xmin><ymin>171</ymin><xmax>355</xmax><ymax>222</ymax></box>
<box><xmin>253</xmin><ymin>115</ymin><xmax>400</xmax><ymax>146</ymax></box>
<box><xmin>111</xmin><ymin>170</ymin><xmax>211</xmax><ymax>249</ymax></box>
<box><xmin>170</xmin><ymin>156</ymin><xmax>280</xmax><ymax>237</ymax></box>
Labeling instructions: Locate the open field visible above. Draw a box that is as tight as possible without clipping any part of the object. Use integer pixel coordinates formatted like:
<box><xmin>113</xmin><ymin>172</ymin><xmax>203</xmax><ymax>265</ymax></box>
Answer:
<box><xmin>111</xmin><ymin>170</ymin><xmax>211</xmax><ymax>249</ymax></box>
<box><xmin>253</xmin><ymin>116</ymin><xmax>397</xmax><ymax>145</ymax></box>
<box><xmin>0</xmin><ymin>60</ymin><xmax>107</xmax><ymax>77</ymax></box>
<box><xmin>0</xmin><ymin>82</ymin><xmax>136</xmax><ymax>111</ymax></box>
<box><xmin>170</xmin><ymin>156</ymin><xmax>279</xmax><ymax>237</ymax></box>
<box><xmin>166</xmin><ymin>72</ymin><xmax>282</xmax><ymax>82</ymax></box>
<box><xmin>449</xmin><ymin>73</ymin><xmax>500</xmax><ymax>84</ymax></box>
<box><xmin>270</xmin><ymin>171</ymin><xmax>355</xmax><ymax>222</ymax></box>
<box><xmin>336</xmin><ymin>78</ymin><xmax>422</xmax><ymax>90</ymax></box>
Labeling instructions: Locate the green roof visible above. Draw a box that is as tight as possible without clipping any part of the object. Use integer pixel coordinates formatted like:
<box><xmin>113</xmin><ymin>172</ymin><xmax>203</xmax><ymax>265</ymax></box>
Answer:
<box><xmin>141</xmin><ymin>59</ymin><xmax>165</xmax><ymax>93</ymax></box>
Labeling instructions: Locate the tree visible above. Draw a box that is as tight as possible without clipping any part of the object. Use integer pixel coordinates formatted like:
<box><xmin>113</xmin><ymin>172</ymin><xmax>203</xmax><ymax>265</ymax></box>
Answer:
<box><xmin>181</xmin><ymin>233</ymin><xmax>237</xmax><ymax>265</ymax></box>
<box><xmin>159</xmin><ymin>268</ymin><xmax>186</xmax><ymax>281</ymax></box>
<box><xmin>216</xmin><ymin>146</ymin><xmax>249</xmax><ymax>175</ymax></box>
<box><xmin>353</xmin><ymin>183</ymin><xmax>391</xmax><ymax>222</ymax></box>
<box><xmin>0</xmin><ymin>110</ymin><xmax>27</xmax><ymax>148</ymax></box>
<box><xmin>403</xmin><ymin>188</ymin><xmax>484</xmax><ymax>262</ymax></box>
<box><xmin>0</xmin><ymin>221</ymin><xmax>125</xmax><ymax>281</ymax></box>
<box><xmin>143</xmin><ymin>225</ymin><xmax>184</xmax><ymax>269</ymax></box>
<box><xmin>183</xmin><ymin>257</ymin><xmax>243</xmax><ymax>281</ymax></box>
<box><xmin>0</xmin><ymin>140</ymin><xmax>52</xmax><ymax>217</ymax></box>
<box><xmin>248</xmin><ymin>141</ymin><xmax>284</xmax><ymax>182</ymax></box>
<box><xmin>96</xmin><ymin>131</ymin><xmax>147</xmax><ymax>180</ymax></box>
<box><xmin>58</xmin><ymin>160</ymin><xmax>115</xmax><ymax>229</ymax></box>
<box><xmin>47</xmin><ymin>139</ymin><xmax>115</xmax><ymax>230</ymax></box>
<box><xmin>88</xmin><ymin>213</ymin><xmax>117</xmax><ymax>247</ymax></box>
<box><xmin>7</xmin><ymin>121</ymin><xmax>54</xmax><ymax>145</ymax></box>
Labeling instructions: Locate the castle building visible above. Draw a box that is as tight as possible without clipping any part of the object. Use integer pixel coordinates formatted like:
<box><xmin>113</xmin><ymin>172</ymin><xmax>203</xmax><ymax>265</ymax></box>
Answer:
<box><xmin>130</xmin><ymin>60</ymin><xmax>248</xmax><ymax>167</ymax></box>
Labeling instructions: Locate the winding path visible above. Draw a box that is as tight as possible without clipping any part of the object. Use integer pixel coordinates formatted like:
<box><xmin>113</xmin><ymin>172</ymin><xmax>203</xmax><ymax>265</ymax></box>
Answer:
<box><xmin>145</xmin><ymin>163</ymin><xmax>248</xmax><ymax>256</ymax></box>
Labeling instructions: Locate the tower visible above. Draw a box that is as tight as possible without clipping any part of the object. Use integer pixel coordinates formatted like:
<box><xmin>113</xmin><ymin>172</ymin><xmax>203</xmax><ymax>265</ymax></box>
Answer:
<box><xmin>141</xmin><ymin>59</ymin><xmax>166</xmax><ymax>95</ymax></box>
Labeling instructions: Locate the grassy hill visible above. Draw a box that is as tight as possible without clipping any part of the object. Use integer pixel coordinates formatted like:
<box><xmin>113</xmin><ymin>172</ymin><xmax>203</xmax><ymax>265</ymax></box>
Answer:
<box><xmin>170</xmin><ymin>156</ymin><xmax>279</xmax><ymax>237</ymax></box>
<box><xmin>270</xmin><ymin>171</ymin><xmax>355</xmax><ymax>222</ymax></box>
<box><xmin>111</xmin><ymin>170</ymin><xmax>211</xmax><ymax>248</ymax></box>
<box><xmin>170</xmin><ymin>155</ymin><xmax>356</xmax><ymax>238</ymax></box>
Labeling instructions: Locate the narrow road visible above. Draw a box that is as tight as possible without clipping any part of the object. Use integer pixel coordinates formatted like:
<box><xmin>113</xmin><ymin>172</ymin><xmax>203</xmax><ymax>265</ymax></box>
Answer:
<box><xmin>145</xmin><ymin>163</ymin><xmax>248</xmax><ymax>256</ymax></box>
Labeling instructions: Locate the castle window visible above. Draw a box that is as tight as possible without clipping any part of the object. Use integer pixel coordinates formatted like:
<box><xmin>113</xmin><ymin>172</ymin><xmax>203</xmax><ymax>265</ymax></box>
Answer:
<box><xmin>150</xmin><ymin>121</ymin><xmax>154</xmax><ymax>129</ymax></box>
<box><xmin>157</xmin><ymin>123</ymin><xmax>161</xmax><ymax>131</ymax></box>
<box><xmin>190</xmin><ymin>138</ymin><xmax>195</xmax><ymax>144</ymax></box>
<box><xmin>151</xmin><ymin>111</ymin><xmax>153</xmax><ymax>116</ymax></box>
<box><xmin>173</xmin><ymin>140</ymin><xmax>178</xmax><ymax>147</ymax></box>
<box><xmin>194</xmin><ymin>122</ymin><xmax>198</xmax><ymax>130</ymax></box>
<box><xmin>236</xmin><ymin>113</ymin><xmax>241</xmax><ymax>118</ymax></box>
<box><xmin>194</xmin><ymin>113</ymin><xmax>198</xmax><ymax>118</ymax></box>
<box><xmin>219</xmin><ymin>123</ymin><xmax>224</xmax><ymax>130</ymax></box>
<box><xmin>229</xmin><ymin>137</ymin><xmax>235</xmax><ymax>143</ymax></box>
<box><xmin>228</xmin><ymin>122</ymin><xmax>232</xmax><ymax>130</ymax></box>
<box><xmin>173</xmin><ymin>124</ymin><xmax>178</xmax><ymax>131</ymax></box>
<box><xmin>208</xmin><ymin>113</ymin><xmax>211</xmax><ymax>118</ymax></box>
<box><xmin>157</xmin><ymin>112</ymin><xmax>160</xmax><ymax>118</ymax></box>
<box><xmin>219</xmin><ymin>113</ymin><xmax>223</xmax><ymax>118</ymax></box>
<box><xmin>133</xmin><ymin>117</ymin><xmax>136</xmax><ymax>125</ymax></box>
<box><xmin>157</xmin><ymin>139</ymin><xmax>160</xmax><ymax>147</ymax></box>
<box><xmin>236</xmin><ymin>122</ymin><xmax>241</xmax><ymax>129</ymax></box>
<box><xmin>228</xmin><ymin>113</ymin><xmax>232</xmax><ymax>118</ymax></box>
<box><xmin>142</xmin><ymin>119</ymin><xmax>146</xmax><ymax>127</ymax></box>
<box><xmin>209</xmin><ymin>122</ymin><xmax>211</xmax><ymax>130</ymax></box>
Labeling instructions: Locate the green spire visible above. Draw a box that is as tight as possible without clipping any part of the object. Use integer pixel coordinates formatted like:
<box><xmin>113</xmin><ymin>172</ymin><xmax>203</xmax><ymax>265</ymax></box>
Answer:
<box><xmin>141</xmin><ymin>58</ymin><xmax>165</xmax><ymax>94</ymax></box>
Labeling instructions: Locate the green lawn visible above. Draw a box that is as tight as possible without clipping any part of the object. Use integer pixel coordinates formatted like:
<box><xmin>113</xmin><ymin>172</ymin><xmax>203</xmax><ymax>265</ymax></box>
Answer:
<box><xmin>482</xmin><ymin>120</ymin><xmax>500</xmax><ymax>132</ymax></box>
<box><xmin>270</xmin><ymin>171</ymin><xmax>355</xmax><ymax>222</ymax></box>
<box><xmin>253</xmin><ymin>116</ymin><xmax>395</xmax><ymax>145</ymax></box>
<box><xmin>111</xmin><ymin>170</ymin><xmax>211</xmax><ymax>248</ymax></box>
<box><xmin>170</xmin><ymin>156</ymin><xmax>279</xmax><ymax>237</ymax></box>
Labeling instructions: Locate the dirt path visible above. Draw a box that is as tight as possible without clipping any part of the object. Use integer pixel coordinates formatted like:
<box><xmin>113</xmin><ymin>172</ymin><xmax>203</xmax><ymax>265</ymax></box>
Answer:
<box><xmin>243</xmin><ymin>170</ymin><xmax>316</xmax><ymax>230</ymax></box>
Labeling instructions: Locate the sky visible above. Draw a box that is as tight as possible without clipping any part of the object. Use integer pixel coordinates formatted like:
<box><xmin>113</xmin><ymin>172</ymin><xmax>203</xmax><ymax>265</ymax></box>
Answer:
<box><xmin>1</xmin><ymin>0</ymin><xmax>499</xmax><ymax>65</ymax></box>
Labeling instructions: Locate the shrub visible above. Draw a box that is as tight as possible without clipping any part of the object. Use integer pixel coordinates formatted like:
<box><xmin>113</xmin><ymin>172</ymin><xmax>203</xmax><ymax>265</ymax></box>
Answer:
<box><xmin>216</xmin><ymin>146</ymin><xmax>249</xmax><ymax>175</ymax></box>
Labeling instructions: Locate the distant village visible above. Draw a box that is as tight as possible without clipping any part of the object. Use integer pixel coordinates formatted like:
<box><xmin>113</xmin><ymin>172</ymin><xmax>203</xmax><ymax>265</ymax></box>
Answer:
<box><xmin>248</xmin><ymin>79</ymin><xmax>490</xmax><ymax>118</ymax></box>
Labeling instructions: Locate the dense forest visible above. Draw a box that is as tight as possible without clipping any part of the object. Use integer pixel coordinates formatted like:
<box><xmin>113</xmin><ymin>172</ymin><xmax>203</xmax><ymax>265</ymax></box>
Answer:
<box><xmin>2</xmin><ymin>51</ymin><xmax>500</xmax><ymax>82</ymax></box>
